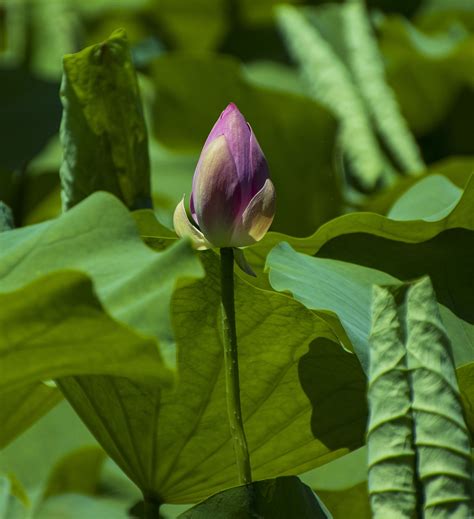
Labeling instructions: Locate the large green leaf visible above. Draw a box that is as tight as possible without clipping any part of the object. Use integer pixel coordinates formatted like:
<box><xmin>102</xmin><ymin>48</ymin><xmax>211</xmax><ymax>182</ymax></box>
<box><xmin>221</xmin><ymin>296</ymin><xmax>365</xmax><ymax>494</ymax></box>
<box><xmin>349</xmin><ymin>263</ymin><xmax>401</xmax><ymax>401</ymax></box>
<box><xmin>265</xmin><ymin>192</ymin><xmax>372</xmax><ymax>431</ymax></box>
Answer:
<box><xmin>59</xmin><ymin>252</ymin><xmax>367</xmax><ymax>504</ymax></box>
<box><xmin>149</xmin><ymin>53</ymin><xmax>339</xmax><ymax>236</ymax></box>
<box><xmin>0</xmin><ymin>402</ymin><xmax>95</xmax><ymax>491</ymax></box>
<box><xmin>0</xmin><ymin>270</ymin><xmax>172</xmax><ymax>393</ymax></box>
<box><xmin>406</xmin><ymin>278</ymin><xmax>473</xmax><ymax>516</ymax></box>
<box><xmin>0</xmin><ymin>192</ymin><xmax>203</xmax><ymax>363</ymax></box>
<box><xmin>246</xmin><ymin>174</ymin><xmax>474</xmax><ymax>342</ymax></box>
<box><xmin>0</xmin><ymin>193</ymin><xmax>203</xmax><ymax>445</ymax></box>
<box><xmin>60</xmin><ymin>29</ymin><xmax>152</xmax><ymax>211</ymax></box>
<box><xmin>266</xmin><ymin>242</ymin><xmax>473</xmax><ymax>372</ymax></box>
<box><xmin>266</xmin><ymin>242</ymin><xmax>395</xmax><ymax>371</ymax></box>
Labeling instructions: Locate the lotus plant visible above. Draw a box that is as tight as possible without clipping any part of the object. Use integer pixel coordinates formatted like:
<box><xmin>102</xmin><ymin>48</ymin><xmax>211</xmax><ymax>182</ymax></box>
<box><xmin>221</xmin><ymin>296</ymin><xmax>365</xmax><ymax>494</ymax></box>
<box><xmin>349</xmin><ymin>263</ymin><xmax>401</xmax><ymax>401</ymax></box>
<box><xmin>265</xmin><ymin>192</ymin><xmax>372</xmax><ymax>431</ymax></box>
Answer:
<box><xmin>173</xmin><ymin>102</ymin><xmax>276</xmax><ymax>250</ymax></box>
<box><xmin>173</xmin><ymin>103</ymin><xmax>276</xmax><ymax>486</ymax></box>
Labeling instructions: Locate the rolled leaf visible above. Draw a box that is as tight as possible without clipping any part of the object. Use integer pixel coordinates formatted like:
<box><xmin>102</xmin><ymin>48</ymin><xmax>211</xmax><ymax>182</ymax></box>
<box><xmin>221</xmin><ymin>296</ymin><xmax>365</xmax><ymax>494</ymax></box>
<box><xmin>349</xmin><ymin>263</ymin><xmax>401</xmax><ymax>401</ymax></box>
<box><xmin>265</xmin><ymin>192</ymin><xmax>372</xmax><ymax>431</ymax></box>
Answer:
<box><xmin>343</xmin><ymin>0</ymin><xmax>424</xmax><ymax>175</ymax></box>
<box><xmin>406</xmin><ymin>277</ymin><xmax>473</xmax><ymax>518</ymax></box>
<box><xmin>59</xmin><ymin>29</ymin><xmax>152</xmax><ymax>211</ymax></box>
<box><xmin>367</xmin><ymin>284</ymin><xmax>417</xmax><ymax>518</ymax></box>
<box><xmin>276</xmin><ymin>5</ymin><xmax>386</xmax><ymax>189</ymax></box>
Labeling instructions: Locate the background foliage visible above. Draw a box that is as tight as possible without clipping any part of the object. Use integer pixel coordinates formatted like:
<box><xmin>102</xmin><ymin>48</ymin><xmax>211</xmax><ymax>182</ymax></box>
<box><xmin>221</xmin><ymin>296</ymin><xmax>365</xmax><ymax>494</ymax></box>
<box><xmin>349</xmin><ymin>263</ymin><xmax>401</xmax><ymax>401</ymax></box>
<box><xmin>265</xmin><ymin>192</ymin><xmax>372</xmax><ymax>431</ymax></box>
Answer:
<box><xmin>1</xmin><ymin>0</ymin><xmax>473</xmax><ymax>517</ymax></box>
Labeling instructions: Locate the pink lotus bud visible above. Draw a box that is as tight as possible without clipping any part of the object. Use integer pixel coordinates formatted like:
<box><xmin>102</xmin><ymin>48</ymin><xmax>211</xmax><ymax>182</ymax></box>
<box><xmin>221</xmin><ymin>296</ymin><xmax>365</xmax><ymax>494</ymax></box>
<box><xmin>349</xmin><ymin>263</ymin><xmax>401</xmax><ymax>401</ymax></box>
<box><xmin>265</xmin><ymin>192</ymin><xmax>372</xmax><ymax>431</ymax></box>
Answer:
<box><xmin>173</xmin><ymin>103</ymin><xmax>276</xmax><ymax>249</ymax></box>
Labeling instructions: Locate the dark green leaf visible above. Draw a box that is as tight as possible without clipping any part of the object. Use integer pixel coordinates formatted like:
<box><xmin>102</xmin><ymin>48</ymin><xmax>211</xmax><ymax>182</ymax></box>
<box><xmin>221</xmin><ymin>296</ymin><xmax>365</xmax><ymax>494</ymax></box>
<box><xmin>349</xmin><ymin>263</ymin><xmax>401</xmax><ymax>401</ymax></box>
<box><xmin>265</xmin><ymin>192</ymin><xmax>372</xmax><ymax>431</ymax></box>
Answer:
<box><xmin>179</xmin><ymin>476</ymin><xmax>330</xmax><ymax>519</ymax></box>
<box><xmin>0</xmin><ymin>68</ymin><xmax>61</xmax><ymax>172</ymax></box>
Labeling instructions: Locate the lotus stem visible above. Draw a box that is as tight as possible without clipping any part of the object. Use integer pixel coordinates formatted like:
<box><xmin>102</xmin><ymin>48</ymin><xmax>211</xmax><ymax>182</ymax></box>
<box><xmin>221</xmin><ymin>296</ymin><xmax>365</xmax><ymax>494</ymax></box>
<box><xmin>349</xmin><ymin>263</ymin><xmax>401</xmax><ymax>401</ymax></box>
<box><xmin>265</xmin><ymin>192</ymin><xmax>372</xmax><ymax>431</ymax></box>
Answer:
<box><xmin>220</xmin><ymin>247</ymin><xmax>252</xmax><ymax>485</ymax></box>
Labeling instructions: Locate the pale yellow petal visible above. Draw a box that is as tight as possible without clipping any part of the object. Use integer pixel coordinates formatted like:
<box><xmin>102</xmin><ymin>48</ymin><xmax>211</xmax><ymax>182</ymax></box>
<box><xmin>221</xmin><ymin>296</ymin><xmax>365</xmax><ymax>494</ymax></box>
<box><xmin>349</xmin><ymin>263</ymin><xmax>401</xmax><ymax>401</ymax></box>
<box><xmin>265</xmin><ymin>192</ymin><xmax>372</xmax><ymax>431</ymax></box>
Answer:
<box><xmin>173</xmin><ymin>197</ymin><xmax>212</xmax><ymax>250</ymax></box>
<box><xmin>231</xmin><ymin>179</ymin><xmax>276</xmax><ymax>246</ymax></box>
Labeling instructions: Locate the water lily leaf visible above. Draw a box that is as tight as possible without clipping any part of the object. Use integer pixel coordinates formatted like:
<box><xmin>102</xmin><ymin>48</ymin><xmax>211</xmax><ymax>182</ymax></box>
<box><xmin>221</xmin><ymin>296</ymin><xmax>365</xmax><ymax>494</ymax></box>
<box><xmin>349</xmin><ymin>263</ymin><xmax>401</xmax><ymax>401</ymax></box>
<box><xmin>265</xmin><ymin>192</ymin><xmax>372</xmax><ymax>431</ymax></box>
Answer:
<box><xmin>245</xmin><ymin>175</ymin><xmax>474</xmax><ymax>343</ymax></box>
<box><xmin>457</xmin><ymin>361</ymin><xmax>474</xmax><ymax>434</ymax></box>
<box><xmin>179</xmin><ymin>476</ymin><xmax>331</xmax><ymax>519</ymax></box>
<box><xmin>0</xmin><ymin>192</ymin><xmax>203</xmax><ymax>365</ymax></box>
<box><xmin>266</xmin><ymin>242</ymin><xmax>473</xmax><ymax>373</ymax></box>
<box><xmin>60</xmin><ymin>29</ymin><xmax>152</xmax><ymax>211</ymax></box>
<box><xmin>59</xmin><ymin>252</ymin><xmax>367</xmax><ymax>504</ymax></box>
<box><xmin>266</xmin><ymin>242</ymin><xmax>396</xmax><ymax>371</ymax></box>
<box><xmin>406</xmin><ymin>278</ymin><xmax>473</xmax><ymax>516</ymax></box>
<box><xmin>387</xmin><ymin>174</ymin><xmax>462</xmax><ymax>221</ymax></box>
<box><xmin>0</xmin><ymin>270</ymin><xmax>173</xmax><ymax>394</ymax></box>
<box><xmin>0</xmin><ymin>193</ymin><xmax>203</xmax><ymax>445</ymax></box>
<box><xmin>277</xmin><ymin>5</ymin><xmax>388</xmax><ymax>190</ymax></box>
<box><xmin>149</xmin><ymin>53</ymin><xmax>339</xmax><ymax>236</ymax></box>
<box><xmin>343</xmin><ymin>1</ymin><xmax>424</xmax><ymax>175</ymax></box>
<box><xmin>0</xmin><ymin>402</ymin><xmax>95</xmax><ymax>492</ymax></box>
<box><xmin>0</xmin><ymin>383</ymin><xmax>63</xmax><ymax>449</ymax></box>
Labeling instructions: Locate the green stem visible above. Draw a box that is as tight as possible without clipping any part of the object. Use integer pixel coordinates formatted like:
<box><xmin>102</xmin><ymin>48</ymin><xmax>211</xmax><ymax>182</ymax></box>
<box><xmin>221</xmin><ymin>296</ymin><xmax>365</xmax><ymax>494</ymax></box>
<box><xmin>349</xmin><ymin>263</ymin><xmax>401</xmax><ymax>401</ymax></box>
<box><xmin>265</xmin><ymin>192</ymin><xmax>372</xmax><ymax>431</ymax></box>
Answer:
<box><xmin>220</xmin><ymin>247</ymin><xmax>252</xmax><ymax>485</ymax></box>
<box><xmin>142</xmin><ymin>495</ymin><xmax>160</xmax><ymax>519</ymax></box>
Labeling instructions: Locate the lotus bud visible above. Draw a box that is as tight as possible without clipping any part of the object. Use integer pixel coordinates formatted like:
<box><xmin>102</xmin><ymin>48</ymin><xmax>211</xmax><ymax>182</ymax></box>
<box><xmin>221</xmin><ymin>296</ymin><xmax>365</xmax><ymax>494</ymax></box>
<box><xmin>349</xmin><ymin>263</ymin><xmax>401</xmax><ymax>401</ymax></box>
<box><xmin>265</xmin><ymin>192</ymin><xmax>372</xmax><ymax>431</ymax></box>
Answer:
<box><xmin>173</xmin><ymin>103</ymin><xmax>276</xmax><ymax>250</ymax></box>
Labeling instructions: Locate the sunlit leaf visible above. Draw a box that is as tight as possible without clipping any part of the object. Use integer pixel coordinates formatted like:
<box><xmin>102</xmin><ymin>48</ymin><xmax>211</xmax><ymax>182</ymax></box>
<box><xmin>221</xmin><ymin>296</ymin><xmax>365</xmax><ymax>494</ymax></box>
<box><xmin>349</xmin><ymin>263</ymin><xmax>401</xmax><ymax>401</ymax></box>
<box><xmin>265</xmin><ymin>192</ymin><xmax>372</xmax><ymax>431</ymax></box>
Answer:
<box><xmin>406</xmin><ymin>277</ymin><xmax>473</xmax><ymax>517</ymax></box>
<box><xmin>387</xmin><ymin>174</ymin><xmax>462</xmax><ymax>221</ymax></box>
<box><xmin>367</xmin><ymin>278</ymin><xmax>473</xmax><ymax>517</ymax></box>
<box><xmin>367</xmin><ymin>284</ymin><xmax>417</xmax><ymax>518</ymax></box>
<box><xmin>59</xmin><ymin>252</ymin><xmax>366</xmax><ymax>504</ymax></box>
<box><xmin>343</xmin><ymin>0</ymin><xmax>424</xmax><ymax>174</ymax></box>
<box><xmin>0</xmin><ymin>193</ymin><xmax>203</xmax><ymax>444</ymax></box>
<box><xmin>363</xmin><ymin>157</ymin><xmax>474</xmax><ymax>215</ymax></box>
<box><xmin>60</xmin><ymin>29</ymin><xmax>152</xmax><ymax>211</ymax></box>
<box><xmin>265</xmin><ymin>241</ymin><xmax>473</xmax><ymax>373</ymax></box>
<box><xmin>0</xmin><ymin>192</ymin><xmax>203</xmax><ymax>364</ymax></box>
